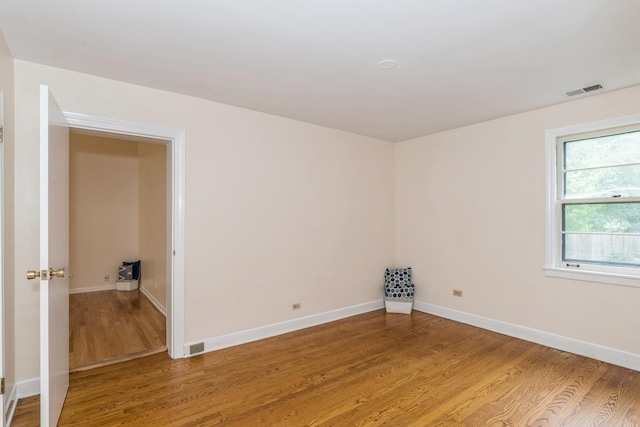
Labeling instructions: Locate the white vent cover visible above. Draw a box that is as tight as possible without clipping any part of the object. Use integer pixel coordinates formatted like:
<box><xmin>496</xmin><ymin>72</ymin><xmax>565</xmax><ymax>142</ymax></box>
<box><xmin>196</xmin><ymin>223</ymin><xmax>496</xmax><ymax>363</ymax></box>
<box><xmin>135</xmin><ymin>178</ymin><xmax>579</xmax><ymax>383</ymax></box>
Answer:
<box><xmin>563</xmin><ymin>83</ymin><xmax>604</xmax><ymax>97</ymax></box>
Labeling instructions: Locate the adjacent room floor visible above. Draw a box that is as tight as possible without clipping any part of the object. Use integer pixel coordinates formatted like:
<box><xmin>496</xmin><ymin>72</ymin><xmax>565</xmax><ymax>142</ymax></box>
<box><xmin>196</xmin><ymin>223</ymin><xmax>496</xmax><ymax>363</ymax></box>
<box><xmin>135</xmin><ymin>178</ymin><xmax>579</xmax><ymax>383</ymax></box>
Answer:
<box><xmin>11</xmin><ymin>309</ymin><xmax>640</xmax><ymax>426</ymax></box>
<box><xmin>69</xmin><ymin>289</ymin><xmax>166</xmax><ymax>371</ymax></box>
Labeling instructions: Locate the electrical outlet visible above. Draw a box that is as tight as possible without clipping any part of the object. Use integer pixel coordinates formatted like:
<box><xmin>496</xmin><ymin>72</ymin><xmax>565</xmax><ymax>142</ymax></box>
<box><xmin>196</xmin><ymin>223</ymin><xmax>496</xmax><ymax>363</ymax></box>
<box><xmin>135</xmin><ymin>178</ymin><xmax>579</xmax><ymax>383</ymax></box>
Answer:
<box><xmin>453</xmin><ymin>289</ymin><xmax>463</xmax><ymax>297</ymax></box>
<box><xmin>292</xmin><ymin>303</ymin><xmax>302</xmax><ymax>310</ymax></box>
<box><xmin>104</xmin><ymin>274</ymin><xmax>110</xmax><ymax>282</ymax></box>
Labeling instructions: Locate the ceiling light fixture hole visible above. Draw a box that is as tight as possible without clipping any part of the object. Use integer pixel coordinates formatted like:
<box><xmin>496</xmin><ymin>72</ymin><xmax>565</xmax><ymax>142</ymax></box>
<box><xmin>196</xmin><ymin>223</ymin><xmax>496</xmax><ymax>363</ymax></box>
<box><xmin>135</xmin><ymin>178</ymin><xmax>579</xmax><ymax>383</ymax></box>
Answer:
<box><xmin>378</xmin><ymin>59</ymin><xmax>398</xmax><ymax>70</ymax></box>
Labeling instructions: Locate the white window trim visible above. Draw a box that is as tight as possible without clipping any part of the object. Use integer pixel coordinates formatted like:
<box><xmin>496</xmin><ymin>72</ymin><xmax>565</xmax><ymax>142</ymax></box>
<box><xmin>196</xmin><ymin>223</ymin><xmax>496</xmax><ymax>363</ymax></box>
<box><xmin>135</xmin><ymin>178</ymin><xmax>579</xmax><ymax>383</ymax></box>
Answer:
<box><xmin>545</xmin><ymin>113</ymin><xmax>640</xmax><ymax>288</ymax></box>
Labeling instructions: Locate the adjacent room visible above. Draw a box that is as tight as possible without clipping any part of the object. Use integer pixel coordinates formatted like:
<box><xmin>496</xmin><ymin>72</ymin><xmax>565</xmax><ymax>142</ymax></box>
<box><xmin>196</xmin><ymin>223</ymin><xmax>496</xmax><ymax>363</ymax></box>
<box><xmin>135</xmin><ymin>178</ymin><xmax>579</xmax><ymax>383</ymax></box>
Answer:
<box><xmin>68</xmin><ymin>131</ymin><xmax>168</xmax><ymax>370</ymax></box>
<box><xmin>0</xmin><ymin>1</ymin><xmax>639</xmax><ymax>425</ymax></box>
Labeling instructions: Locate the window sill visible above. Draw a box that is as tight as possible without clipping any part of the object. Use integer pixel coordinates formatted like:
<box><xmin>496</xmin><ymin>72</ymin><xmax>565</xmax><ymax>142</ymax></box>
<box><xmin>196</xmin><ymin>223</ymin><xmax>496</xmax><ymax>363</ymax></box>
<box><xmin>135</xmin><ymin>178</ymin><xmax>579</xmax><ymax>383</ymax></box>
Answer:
<box><xmin>544</xmin><ymin>266</ymin><xmax>640</xmax><ymax>288</ymax></box>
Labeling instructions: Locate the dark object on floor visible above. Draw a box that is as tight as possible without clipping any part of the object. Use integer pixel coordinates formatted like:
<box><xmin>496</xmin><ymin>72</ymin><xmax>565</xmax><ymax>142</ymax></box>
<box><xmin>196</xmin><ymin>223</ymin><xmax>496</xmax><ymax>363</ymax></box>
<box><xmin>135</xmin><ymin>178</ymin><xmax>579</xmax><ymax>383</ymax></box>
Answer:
<box><xmin>123</xmin><ymin>260</ymin><xmax>141</xmax><ymax>284</ymax></box>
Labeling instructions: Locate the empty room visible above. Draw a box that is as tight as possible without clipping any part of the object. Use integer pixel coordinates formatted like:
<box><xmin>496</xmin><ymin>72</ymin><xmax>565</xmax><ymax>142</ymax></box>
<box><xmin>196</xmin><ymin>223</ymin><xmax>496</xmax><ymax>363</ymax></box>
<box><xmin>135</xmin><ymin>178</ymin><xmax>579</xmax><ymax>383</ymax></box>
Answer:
<box><xmin>68</xmin><ymin>131</ymin><xmax>168</xmax><ymax>371</ymax></box>
<box><xmin>0</xmin><ymin>1</ymin><xmax>639</xmax><ymax>426</ymax></box>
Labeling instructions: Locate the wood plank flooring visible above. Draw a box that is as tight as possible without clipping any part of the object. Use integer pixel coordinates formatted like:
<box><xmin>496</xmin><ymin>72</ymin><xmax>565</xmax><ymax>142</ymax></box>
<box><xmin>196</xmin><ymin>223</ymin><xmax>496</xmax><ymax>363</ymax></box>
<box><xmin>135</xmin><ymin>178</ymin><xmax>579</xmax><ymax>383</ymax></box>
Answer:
<box><xmin>12</xmin><ymin>310</ymin><xmax>640</xmax><ymax>426</ymax></box>
<box><xmin>69</xmin><ymin>290</ymin><xmax>166</xmax><ymax>370</ymax></box>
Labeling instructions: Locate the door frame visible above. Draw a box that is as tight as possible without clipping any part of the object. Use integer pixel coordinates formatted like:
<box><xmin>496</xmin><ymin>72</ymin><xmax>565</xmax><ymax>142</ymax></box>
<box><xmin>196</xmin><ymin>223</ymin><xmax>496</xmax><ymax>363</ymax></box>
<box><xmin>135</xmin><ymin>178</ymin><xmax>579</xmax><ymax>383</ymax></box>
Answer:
<box><xmin>64</xmin><ymin>112</ymin><xmax>185</xmax><ymax>358</ymax></box>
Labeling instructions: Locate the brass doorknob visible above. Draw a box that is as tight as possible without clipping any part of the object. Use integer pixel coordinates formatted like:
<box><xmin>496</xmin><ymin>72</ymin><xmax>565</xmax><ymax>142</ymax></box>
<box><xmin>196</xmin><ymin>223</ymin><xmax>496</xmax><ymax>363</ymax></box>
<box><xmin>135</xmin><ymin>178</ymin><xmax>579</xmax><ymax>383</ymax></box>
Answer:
<box><xmin>27</xmin><ymin>268</ymin><xmax>65</xmax><ymax>280</ymax></box>
<box><xmin>27</xmin><ymin>270</ymin><xmax>41</xmax><ymax>280</ymax></box>
<box><xmin>50</xmin><ymin>268</ymin><xmax>65</xmax><ymax>279</ymax></box>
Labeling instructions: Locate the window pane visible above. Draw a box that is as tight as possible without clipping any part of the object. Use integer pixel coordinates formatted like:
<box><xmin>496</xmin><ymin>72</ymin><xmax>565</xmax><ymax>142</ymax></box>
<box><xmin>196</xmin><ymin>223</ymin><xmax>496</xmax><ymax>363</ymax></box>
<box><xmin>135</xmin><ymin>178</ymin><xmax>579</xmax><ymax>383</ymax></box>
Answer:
<box><xmin>563</xmin><ymin>203</ymin><xmax>640</xmax><ymax>233</ymax></box>
<box><xmin>564</xmin><ymin>130</ymin><xmax>640</xmax><ymax>170</ymax></box>
<box><xmin>564</xmin><ymin>164</ymin><xmax>640</xmax><ymax>199</ymax></box>
<box><xmin>563</xmin><ymin>233</ymin><xmax>640</xmax><ymax>267</ymax></box>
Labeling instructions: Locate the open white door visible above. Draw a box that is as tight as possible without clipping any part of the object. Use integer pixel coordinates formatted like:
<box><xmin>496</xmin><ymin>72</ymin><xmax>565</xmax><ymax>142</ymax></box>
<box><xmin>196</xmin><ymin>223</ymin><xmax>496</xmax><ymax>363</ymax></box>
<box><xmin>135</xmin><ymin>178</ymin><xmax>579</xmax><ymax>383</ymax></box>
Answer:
<box><xmin>39</xmin><ymin>85</ymin><xmax>70</xmax><ymax>426</ymax></box>
<box><xmin>0</xmin><ymin>89</ymin><xmax>6</xmax><ymax>427</ymax></box>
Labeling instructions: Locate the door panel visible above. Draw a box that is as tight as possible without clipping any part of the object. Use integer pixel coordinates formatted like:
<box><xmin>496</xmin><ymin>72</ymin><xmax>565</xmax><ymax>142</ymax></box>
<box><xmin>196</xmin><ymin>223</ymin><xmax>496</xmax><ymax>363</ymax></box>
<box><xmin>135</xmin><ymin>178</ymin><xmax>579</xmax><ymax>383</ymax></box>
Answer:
<box><xmin>39</xmin><ymin>85</ymin><xmax>69</xmax><ymax>427</ymax></box>
<box><xmin>0</xmin><ymin>88</ymin><xmax>5</xmax><ymax>427</ymax></box>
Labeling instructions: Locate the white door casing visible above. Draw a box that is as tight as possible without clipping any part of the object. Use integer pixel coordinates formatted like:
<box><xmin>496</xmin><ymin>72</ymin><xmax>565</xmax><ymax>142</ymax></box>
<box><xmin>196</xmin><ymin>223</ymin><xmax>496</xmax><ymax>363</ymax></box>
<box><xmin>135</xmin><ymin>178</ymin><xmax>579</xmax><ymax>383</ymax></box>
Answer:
<box><xmin>63</xmin><ymin>113</ymin><xmax>185</xmax><ymax>358</ymax></box>
<box><xmin>40</xmin><ymin>85</ymin><xmax>70</xmax><ymax>427</ymax></box>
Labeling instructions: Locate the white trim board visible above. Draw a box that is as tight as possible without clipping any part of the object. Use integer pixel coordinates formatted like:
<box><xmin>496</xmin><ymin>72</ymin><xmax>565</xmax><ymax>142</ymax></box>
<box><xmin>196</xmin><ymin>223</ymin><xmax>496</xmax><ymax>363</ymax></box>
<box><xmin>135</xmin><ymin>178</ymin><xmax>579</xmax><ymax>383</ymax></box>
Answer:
<box><xmin>184</xmin><ymin>300</ymin><xmax>384</xmax><ymax>356</ymax></box>
<box><xmin>414</xmin><ymin>301</ymin><xmax>640</xmax><ymax>372</ymax></box>
<box><xmin>16</xmin><ymin>377</ymin><xmax>40</xmax><ymax>399</ymax></box>
<box><xmin>139</xmin><ymin>285</ymin><xmax>167</xmax><ymax>317</ymax></box>
<box><xmin>4</xmin><ymin>383</ymin><xmax>17</xmax><ymax>427</ymax></box>
<box><xmin>69</xmin><ymin>284</ymin><xmax>117</xmax><ymax>294</ymax></box>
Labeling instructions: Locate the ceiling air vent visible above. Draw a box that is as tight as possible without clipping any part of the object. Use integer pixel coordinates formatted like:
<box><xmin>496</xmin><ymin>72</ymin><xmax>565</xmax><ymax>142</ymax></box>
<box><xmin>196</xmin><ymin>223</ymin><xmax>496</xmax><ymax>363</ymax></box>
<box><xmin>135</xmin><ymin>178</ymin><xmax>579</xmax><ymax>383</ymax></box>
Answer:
<box><xmin>563</xmin><ymin>83</ymin><xmax>604</xmax><ymax>97</ymax></box>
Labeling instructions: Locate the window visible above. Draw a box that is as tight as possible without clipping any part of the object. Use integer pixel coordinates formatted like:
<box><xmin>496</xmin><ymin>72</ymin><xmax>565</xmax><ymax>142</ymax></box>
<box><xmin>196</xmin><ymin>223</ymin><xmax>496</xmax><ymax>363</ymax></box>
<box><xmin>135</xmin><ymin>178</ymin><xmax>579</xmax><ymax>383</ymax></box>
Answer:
<box><xmin>545</xmin><ymin>114</ymin><xmax>640</xmax><ymax>287</ymax></box>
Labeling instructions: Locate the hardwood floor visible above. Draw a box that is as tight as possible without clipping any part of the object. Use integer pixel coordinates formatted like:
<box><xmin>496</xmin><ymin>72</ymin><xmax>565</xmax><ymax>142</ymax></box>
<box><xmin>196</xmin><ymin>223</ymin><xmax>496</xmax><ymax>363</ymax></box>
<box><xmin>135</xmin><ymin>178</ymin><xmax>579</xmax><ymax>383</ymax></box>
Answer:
<box><xmin>12</xmin><ymin>310</ymin><xmax>640</xmax><ymax>426</ymax></box>
<box><xmin>69</xmin><ymin>289</ymin><xmax>166</xmax><ymax>370</ymax></box>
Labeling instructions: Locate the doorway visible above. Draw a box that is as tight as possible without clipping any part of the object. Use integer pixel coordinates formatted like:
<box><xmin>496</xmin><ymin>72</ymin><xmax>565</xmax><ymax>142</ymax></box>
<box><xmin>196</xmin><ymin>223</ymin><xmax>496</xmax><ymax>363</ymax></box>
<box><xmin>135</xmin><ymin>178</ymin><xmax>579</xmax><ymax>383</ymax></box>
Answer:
<box><xmin>68</xmin><ymin>131</ymin><xmax>168</xmax><ymax>370</ymax></box>
<box><xmin>64</xmin><ymin>113</ymin><xmax>185</xmax><ymax>360</ymax></box>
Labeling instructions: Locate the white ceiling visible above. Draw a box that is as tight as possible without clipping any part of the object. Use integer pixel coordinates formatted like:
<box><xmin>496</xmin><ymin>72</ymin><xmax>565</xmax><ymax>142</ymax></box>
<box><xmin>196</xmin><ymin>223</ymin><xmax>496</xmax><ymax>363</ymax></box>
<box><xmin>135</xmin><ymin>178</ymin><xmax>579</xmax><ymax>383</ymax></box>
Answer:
<box><xmin>1</xmin><ymin>0</ymin><xmax>639</xmax><ymax>142</ymax></box>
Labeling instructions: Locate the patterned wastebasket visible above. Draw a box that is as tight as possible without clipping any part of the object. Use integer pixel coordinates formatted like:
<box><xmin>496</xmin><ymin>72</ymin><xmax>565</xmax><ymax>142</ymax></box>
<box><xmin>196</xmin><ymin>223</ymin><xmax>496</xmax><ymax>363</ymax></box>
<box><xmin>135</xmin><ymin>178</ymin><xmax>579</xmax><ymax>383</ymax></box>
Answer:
<box><xmin>384</xmin><ymin>267</ymin><xmax>414</xmax><ymax>314</ymax></box>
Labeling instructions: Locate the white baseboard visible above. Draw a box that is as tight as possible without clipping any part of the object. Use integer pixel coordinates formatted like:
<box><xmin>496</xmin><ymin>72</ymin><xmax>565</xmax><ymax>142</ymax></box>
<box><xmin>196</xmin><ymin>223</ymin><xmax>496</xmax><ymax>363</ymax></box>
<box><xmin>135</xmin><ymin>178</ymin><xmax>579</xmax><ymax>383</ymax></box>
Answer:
<box><xmin>4</xmin><ymin>383</ymin><xmax>18</xmax><ymax>427</ymax></box>
<box><xmin>16</xmin><ymin>377</ymin><xmax>39</xmax><ymax>399</ymax></box>
<box><xmin>184</xmin><ymin>299</ymin><xmax>385</xmax><ymax>356</ymax></box>
<box><xmin>139</xmin><ymin>285</ymin><xmax>166</xmax><ymax>316</ymax></box>
<box><xmin>414</xmin><ymin>301</ymin><xmax>640</xmax><ymax>372</ymax></box>
<box><xmin>69</xmin><ymin>284</ymin><xmax>117</xmax><ymax>294</ymax></box>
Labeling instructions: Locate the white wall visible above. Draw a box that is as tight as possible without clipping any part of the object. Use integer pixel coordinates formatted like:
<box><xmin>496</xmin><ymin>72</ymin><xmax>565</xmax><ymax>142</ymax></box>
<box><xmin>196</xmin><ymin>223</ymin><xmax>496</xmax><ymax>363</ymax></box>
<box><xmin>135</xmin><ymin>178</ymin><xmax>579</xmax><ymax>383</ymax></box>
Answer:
<box><xmin>13</xmin><ymin>60</ymin><xmax>396</xmax><ymax>382</ymax></box>
<box><xmin>69</xmin><ymin>133</ymin><xmax>140</xmax><ymax>291</ymax></box>
<box><xmin>396</xmin><ymin>84</ymin><xmax>640</xmax><ymax>355</ymax></box>
<box><xmin>0</xmin><ymin>30</ymin><xmax>16</xmax><ymax>409</ymax></box>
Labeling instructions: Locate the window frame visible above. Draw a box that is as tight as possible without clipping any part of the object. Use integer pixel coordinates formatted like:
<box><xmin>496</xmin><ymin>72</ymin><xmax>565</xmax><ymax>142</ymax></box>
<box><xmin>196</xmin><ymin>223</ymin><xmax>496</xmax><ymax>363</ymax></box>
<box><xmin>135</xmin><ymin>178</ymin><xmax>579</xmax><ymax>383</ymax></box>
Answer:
<box><xmin>545</xmin><ymin>113</ymin><xmax>640</xmax><ymax>288</ymax></box>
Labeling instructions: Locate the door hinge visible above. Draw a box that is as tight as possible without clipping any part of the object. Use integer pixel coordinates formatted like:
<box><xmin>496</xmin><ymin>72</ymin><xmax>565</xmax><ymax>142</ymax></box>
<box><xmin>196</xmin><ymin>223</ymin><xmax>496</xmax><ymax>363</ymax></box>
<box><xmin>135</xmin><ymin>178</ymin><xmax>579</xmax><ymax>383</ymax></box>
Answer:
<box><xmin>1</xmin><ymin>377</ymin><xmax>5</xmax><ymax>395</ymax></box>
<box><xmin>0</xmin><ymin>125</ymin><xmax>3</xmax><ymax>143</ymax></box>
